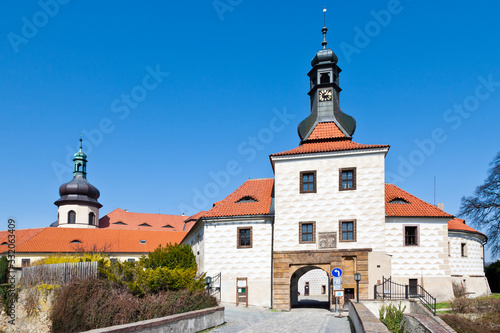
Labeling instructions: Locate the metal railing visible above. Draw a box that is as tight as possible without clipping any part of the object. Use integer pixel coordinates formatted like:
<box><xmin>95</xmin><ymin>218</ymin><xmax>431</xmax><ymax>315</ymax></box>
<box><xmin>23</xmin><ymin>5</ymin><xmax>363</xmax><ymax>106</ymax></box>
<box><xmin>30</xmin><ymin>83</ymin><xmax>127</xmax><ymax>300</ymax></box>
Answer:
<box><xmin>374</xmin><ymin>276</ymin><xmax>436</xmax><ymax>315</ymax></box>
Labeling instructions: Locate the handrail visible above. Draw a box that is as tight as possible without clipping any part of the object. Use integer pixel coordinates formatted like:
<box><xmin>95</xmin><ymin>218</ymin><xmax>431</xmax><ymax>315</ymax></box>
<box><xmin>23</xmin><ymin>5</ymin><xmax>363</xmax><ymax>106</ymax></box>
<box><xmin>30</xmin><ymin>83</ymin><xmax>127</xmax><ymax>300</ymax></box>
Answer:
<box><xmin>374</xmin><ymin>276</ymin><xmax>436</xmax><ymax>315</ymax></box>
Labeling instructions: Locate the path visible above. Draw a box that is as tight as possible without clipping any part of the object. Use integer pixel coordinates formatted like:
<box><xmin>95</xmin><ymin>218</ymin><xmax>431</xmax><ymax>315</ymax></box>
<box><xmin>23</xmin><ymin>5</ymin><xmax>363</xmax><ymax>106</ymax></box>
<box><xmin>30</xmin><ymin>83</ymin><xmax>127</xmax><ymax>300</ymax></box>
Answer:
<box><xmin>209</xmin><ymin>302</ymin><xmax>353</xmax><ymax>333</ymax></box>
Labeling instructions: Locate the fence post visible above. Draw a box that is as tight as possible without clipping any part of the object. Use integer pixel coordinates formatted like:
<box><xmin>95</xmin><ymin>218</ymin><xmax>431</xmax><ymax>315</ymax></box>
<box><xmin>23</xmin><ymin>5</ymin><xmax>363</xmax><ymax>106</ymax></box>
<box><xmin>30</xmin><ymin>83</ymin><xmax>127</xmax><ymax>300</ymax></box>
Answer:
<box><xmin>374</xmin><ymin>285</ymin><xmax>377</xmax><ymax>299</ymax></box>
<box><xmin>405</xmin><ymin>285</ymin><xmax>408</xmax><ymax>299</ymax></box>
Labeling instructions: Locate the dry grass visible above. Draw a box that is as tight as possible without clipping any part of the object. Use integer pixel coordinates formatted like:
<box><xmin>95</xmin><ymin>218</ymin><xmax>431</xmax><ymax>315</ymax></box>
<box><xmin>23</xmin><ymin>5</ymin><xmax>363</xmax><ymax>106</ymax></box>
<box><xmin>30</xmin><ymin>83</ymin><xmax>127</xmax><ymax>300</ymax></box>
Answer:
<box><xmin>439</xmin><ymin>296</ymin><xmax>500</xmax><ymax>333</ymax></box>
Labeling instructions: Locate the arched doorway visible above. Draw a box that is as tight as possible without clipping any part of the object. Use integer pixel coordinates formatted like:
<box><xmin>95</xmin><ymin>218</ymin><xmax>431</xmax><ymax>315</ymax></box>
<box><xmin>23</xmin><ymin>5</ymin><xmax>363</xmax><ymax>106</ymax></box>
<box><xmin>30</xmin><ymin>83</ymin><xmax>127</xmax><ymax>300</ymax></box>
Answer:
<box><xmin>290</xmin><ymin>266</ymin><xmax>329</xmax><ymax>309</ymax></box>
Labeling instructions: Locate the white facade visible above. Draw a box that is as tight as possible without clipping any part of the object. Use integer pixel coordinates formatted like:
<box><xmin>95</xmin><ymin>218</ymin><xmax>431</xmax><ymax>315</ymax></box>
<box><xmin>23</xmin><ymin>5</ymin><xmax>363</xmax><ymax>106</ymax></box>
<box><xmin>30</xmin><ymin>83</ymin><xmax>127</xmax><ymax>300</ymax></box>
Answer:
<box><xmin>186</xmin><ymin>217</ymin><xmax>273</xmax><ymax>307</ymax></box>
<box><xmin>449</xmin><ymin>231</ymin><xmax>489</xmax><ymax>297</ymax></box>
<box><xmin>273</xmin><ymin>149</ymin><xmax>388</xmax><ymax>252</ymax></box>
<box><xmin>57</xmin><ymin>204</ymin><xmax>99</xmax><ymax>228</ymax></box>
<box><xmin>298</xmin><ymin>269</ymin><xmax>329</xmax><ymax>295</ymax></box>
<box><xmin>385</xmin><ymin>217</ymin><xmax>453</xmax><ymax>301</ymax></box>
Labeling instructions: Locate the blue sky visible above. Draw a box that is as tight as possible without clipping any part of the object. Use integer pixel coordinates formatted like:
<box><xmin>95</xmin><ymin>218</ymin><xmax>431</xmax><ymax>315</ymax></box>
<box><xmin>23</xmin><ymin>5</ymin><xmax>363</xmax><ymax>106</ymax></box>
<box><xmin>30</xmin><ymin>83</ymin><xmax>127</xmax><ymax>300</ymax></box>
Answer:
<box><xmin>1</xmin><ymin>1</ymin><xmax>499</xmax><ymax>261</ymax></box>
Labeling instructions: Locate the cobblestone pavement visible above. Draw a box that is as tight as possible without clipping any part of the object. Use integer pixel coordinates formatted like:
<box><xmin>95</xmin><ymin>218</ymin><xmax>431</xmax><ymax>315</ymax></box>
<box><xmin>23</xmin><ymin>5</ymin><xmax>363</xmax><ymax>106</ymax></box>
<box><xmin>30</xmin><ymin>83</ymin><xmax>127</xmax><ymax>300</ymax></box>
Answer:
<box><xmin>210</xmin><ymin>303</ymin><xmax>353</xmax><ymax>333</ymax></box>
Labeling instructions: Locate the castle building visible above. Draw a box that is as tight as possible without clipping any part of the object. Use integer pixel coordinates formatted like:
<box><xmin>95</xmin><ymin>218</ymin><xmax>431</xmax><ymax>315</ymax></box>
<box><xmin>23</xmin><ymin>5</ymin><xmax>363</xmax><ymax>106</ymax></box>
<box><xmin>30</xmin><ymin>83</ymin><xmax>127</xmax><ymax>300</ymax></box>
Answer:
<box><xmin>182</xmin><ymin>24</ymin><xmax>490</xmax><ymax>309</ymax></box>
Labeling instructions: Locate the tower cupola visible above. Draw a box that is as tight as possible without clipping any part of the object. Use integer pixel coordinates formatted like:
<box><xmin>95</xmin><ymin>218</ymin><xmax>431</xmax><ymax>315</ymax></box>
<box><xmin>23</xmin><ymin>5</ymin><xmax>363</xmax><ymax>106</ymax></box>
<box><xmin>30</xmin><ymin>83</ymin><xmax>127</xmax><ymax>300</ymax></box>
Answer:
<box><xmin>298</xmin><ymin>12</ymin><xmax>356</xmax><ymax>143</ymax></box>
<box><xmin>54</xmin><ymin>138</ymin><xmax>101</xmax><ymax>228</ymax></box>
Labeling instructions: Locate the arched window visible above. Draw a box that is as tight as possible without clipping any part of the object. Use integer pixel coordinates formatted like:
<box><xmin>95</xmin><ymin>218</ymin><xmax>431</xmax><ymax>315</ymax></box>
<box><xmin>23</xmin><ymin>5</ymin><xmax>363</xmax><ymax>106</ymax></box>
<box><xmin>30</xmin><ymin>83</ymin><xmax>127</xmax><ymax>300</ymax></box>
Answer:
<box><xmin>89</xmin><ymin>212</ymin><xmax>95</xmax><ymax>225</ymax></box>
<box><xmin>77</xmin><ymin>163</ymin><xmax>82</xmax><ymax>171</ymax></box>
<box><xmin>68</xmin><ymin>210</ymin><xmax>76</xmax><ymax>224</ymax></box>
<box><xmin>320</xmin><ymin>73</ymin><xmax>330</xmax><ymax>84</ymax></box>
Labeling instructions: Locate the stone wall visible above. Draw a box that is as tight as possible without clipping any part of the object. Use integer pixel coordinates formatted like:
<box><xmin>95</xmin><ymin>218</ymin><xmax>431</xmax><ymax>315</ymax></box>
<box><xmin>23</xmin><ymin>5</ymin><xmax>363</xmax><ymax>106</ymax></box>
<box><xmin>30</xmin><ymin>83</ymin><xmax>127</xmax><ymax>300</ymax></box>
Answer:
<box><xmin>83</xmin><ymin>306</ymin><xmax>224</xmax><ymax>333</ymax></box>
<box><xmin>0</xmin><ymin>287</ymin><xmax>54</xmax><ymax>333</ymax></box>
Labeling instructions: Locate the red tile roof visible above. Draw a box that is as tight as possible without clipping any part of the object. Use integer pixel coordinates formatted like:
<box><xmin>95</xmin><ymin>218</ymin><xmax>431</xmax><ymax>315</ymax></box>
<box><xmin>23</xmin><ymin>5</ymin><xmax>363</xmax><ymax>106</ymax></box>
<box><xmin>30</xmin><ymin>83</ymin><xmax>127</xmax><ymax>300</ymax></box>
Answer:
<box><xmin>271</xmin><ymin>139</ymin><xmax>389</xmax><ymax>157</ymax></box>
<box><xmin>448</xmin><ymin>218</ymin><xmax>486</xmax><ymax>238</ymax></box>
<box><xmin>99</xmin><ymin>208</ymin><xmax>191</xmax><ymax>232</ymax></box>
<box><xmin>385</xmin><ymin>184</ymin><xmax>453</xmax><ymax>218</ymax></box>
<box><xmin>0</xmin><ymin>228</ymin><xmax>186</xmax><ymax>254</ymax></box>
<box><xmin>307</xmin><ymin>122</ymin><xmax>347</xmax><ymax>140</ymax></box>
<box><xmin>204</xmin><ymin>178</ymin><xmax>274</xmax><ymax>218</ymax></box>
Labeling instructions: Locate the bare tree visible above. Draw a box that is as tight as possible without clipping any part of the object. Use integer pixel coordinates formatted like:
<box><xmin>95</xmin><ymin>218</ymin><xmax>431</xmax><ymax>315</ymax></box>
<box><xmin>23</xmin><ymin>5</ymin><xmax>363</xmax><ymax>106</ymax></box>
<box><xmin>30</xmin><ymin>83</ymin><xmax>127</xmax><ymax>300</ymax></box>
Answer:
<box><xmin>459</xmin><ymin>152</ymin><xmax>500</xmax><ymax>255</ymax></box>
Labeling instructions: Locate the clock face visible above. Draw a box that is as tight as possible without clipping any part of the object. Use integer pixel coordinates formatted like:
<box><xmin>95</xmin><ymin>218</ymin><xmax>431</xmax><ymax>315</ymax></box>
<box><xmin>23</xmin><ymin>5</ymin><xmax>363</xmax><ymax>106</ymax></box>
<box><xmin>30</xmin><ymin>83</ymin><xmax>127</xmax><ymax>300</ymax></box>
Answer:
<box><xmin>319</xmin><ymin>89</ymin><xmax>332</xmax><ymax>102</ymax></box>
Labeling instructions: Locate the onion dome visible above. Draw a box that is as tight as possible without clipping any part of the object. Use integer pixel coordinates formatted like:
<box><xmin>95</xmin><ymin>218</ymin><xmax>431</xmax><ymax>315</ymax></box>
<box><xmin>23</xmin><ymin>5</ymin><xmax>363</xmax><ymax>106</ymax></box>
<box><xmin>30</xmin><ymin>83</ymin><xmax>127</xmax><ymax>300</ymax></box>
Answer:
<box><xmin>311</xmin><ymin>27</ymin><xmax>339</xmax><ymax>66</ymax></box>
<box><xmin>54</xmin><ymin>138</ymin><xmax>102</xmax><ymax>208</ymax></box>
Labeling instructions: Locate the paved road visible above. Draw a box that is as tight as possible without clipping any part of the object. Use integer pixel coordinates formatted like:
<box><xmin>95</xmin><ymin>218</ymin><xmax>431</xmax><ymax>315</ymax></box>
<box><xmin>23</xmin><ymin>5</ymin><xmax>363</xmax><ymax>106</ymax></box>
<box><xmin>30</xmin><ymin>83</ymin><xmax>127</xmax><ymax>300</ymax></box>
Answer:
<box><xmin>210</xmin><ymin>302</ymin><xmax>353</xmax><ymax>333</ymax></box>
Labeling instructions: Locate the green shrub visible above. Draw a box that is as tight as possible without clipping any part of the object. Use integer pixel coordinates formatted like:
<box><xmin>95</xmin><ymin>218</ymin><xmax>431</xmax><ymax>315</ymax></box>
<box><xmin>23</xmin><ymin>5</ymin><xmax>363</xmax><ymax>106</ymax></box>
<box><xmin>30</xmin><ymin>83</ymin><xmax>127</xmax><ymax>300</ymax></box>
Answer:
<box><xmin>140</xmin><ymin>243</ymin><xmax>196</xmax><ymax>270</ymax></box>
<box><xmin>101</xmin><ymin>261</ymin><xmax>205</xmax><ymax>296</ymax></box>
<box><xmin>379</xmin><ymin>302</ymin><xmax>407</xmax><ymax>333</ymax></box>
<box><xmin>0</xmin><ymin>257</ymin><xmax>8</xmax><ymax>284</ymax></box>
<box><xmin>50</xmin><ymin>278</ymin><xmax>217</xmax><ymax>333</ymax></box>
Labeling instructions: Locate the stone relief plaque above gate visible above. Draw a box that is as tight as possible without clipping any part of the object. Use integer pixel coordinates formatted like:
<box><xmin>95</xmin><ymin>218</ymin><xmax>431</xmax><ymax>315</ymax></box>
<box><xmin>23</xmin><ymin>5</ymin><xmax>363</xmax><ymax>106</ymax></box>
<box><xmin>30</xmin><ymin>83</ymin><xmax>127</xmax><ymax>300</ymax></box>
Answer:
<box><xmin>318</xmin><ymin>232</ymin><xmax>336</xmax><ymax>249</ymax></box>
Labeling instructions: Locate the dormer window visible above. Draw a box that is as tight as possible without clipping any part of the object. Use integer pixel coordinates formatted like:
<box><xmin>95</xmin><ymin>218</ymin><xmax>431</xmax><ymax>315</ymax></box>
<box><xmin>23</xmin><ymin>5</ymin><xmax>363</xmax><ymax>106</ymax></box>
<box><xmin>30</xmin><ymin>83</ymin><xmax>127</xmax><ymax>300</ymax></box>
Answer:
<box><xmin>162</xmin><ymin>225</ymin><xmax>174</xmax><ymax>228</ymax></box>
<box><xmin>70</xmin><ymin>240</ymin><xmax>82</xmax><ymax>244</ymax></box>
<box><xmin>140</xmin><ymin>240</ymin><xmax>146</xmax><ymax>244</ymax></box>
<box><xmin>236</xmin><ymin>196</ymin><xmax>258</xmax><ymax>203</ymax></box>
<box><xmin>113</xmin><ymin>221</ymin><xmax>127</xmax><ymax>225</ymax></box>
<box><xmin>138</xmin><ymin>223</ymin><xmax>152</xmax><ymax>227</ymax></box>
<box><xmin>389</xmin><ymin>197</ymin><xmax>410</xmax><ymax>204</ymax></box>
<box><xmin>1</xmin><ymin>242</ymin><xmax>8</xmax><ymax>246</ymax></box>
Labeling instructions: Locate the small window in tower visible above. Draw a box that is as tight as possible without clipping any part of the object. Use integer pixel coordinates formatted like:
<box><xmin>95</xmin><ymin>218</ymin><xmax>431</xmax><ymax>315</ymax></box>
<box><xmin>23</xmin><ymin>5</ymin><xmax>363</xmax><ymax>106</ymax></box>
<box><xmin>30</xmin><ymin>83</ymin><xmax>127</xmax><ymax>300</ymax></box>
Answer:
<box><xmin>68</xmin><ymin>210</ymin><xmax>76</xmax><ymax>224</ymax></box>
<box><xmin>77</xmin><ymin>163</ymin><xmax>82</xmax><ymax>171</ymax></box>
<box><xmin>320</xmin><ymin>72</ymin><xmax>330</xmax><ymax>84</ymax></box>
<box><xmin>88</xmin><ymin>212</ymin><xmax>95</xmax><ymax>225</ymax></box>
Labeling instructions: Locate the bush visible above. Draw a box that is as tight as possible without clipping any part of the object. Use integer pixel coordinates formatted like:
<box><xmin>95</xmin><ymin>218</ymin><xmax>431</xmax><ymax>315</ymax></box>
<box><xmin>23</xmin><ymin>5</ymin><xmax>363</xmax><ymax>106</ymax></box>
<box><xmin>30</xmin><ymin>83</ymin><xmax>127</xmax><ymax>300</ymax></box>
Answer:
<box><xmin>0</xmin><ymin>284</ymin><xmax>19</xmax><ymax>315</ymax></box>
<box><xmin>485</xmin><ymin>260</ymin><xmax>500</xmax><ymax>293</ymax></box>
<box><xmin>379</xmin><ymin>302</ymin><xmax>407</xmax><ymax>333</ymax></box>
<box><xmin>140</xmin><ymin>243</ymin><xmax>196</xmax><ymax>270</ymax></box>
<box><xmin>0</xmin><ymin>257</ymin><xmax>8</xmax><ymax>284</ymax></box>
<box><xmin>453</xmin><ymin>281</ymin><xmax>466</xmax><ymax>298</ymax></box>
<box><xmin>441</xmin><ymin>313</ymin><xmax>500</xmax><ymax>333</ymax></box>
<box><xmin>32</xmin><ymin>253</ymin><xmax>109</xmax><ymax>266</ymax></box>
<box><xmin>50</xmin><ymin>278</ymin><xmax>217</xmax><ymax>333</ymax></box>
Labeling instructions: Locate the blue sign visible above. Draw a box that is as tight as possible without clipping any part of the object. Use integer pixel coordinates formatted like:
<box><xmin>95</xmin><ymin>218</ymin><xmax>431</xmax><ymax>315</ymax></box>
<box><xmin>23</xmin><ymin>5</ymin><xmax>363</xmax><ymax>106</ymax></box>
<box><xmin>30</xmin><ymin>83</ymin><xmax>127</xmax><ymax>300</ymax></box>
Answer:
<box><xmin>332</xmin><ymin>268</ymin><xmax>343</xmax><ymax>277</ymax></box>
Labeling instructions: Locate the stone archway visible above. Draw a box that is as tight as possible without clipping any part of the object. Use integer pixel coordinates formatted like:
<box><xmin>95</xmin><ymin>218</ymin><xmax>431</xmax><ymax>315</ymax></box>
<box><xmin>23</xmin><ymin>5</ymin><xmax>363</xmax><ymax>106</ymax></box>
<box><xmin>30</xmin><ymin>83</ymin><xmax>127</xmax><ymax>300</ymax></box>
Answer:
<box><xmin>272</xmin><ymin>249</ymin><xmax>370</xmax><ymax>311</ymax></box>
<box><xmin>290</xmin><ymin>266</ymin><xmax>330</xmax><ymax>309</ymax></box>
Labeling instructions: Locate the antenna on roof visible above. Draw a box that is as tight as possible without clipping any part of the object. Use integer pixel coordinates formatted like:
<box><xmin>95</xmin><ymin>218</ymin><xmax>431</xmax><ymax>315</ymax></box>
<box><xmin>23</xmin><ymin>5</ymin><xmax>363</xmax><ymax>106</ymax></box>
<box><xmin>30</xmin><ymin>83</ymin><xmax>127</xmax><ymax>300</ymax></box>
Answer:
<box><xmin>433</xmin><ymin>176</ymin><xmax>436</xmax><ymax>206</ymax></box>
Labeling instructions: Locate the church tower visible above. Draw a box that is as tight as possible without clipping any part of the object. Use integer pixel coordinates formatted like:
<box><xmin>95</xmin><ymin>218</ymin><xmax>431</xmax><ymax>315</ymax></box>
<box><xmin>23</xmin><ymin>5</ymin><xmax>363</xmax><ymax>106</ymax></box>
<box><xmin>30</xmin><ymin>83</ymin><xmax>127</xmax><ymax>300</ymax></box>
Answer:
<box><xmin>54</xmin><ymin>138</ymin><xmax>102</xmax><ymax>228</ymax></box>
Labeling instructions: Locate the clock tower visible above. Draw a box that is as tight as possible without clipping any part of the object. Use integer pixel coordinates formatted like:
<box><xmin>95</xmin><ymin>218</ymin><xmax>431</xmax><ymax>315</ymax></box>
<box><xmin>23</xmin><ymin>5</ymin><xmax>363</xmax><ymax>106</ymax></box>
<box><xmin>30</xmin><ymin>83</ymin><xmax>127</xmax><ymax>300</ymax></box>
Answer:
<box><xmin>298</xmin><ymin>23</ymin><xmax>356</xmax><ymax>142</ymax></box>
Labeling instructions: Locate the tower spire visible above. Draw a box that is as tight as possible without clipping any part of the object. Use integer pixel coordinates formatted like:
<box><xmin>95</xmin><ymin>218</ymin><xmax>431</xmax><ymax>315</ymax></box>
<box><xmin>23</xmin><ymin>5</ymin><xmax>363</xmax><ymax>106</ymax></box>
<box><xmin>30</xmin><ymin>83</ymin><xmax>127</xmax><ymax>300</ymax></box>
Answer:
<box><xmin>322</xmin><ymin>7</ymin><xmax>328</xmax><ymax>49</ymax></box>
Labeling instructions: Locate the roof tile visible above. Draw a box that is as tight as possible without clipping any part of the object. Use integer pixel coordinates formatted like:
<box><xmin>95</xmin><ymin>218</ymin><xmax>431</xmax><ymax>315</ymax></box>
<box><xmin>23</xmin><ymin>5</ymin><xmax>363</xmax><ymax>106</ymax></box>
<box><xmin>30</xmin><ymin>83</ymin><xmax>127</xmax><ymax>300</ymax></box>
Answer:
<box><xmin>0</xmin><ymin>228</ymin><xmax>186</xmax><ymax>253</ymax></box>
<box><xmin>271</xmin><ymin>140</ymin><xmax>389</xmax><ymax>157</ymax></box>
<box><xmin>204</xmin><ymin>178</ymin><xmax>274</xmax><ymax>218</ymax></box>
<box><xmin>448</xmin><ymin>218</ymin><xmax>486</xmax><ymax>238</ymax></box>
<box><xmin>385</xmin><ymin>184</ymin><xmax>453</xmax><ymax>218</ymax></box>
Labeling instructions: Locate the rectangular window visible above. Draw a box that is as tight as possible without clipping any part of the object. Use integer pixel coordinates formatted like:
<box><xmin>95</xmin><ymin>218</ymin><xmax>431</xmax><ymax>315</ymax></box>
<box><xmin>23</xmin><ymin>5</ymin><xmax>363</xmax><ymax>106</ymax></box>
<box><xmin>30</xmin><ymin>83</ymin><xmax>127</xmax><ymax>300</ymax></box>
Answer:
<box><xmin>237</xmin><ymin>227</ymin><xmax>252</xmax><ymax>249</ymax></box>
<box><xmin>127</xmin><ymin>258</ymin><xmax>135</xmax><ymax>263</ymax></box>
<box><xmin>300</xmin><ymin>171</ymin><xmax>317</xmax><ymax>193</ymax></box>
<box><xmin>21</xmin><ymin>259</ymin><xmax>30</xmax><ymax>267</ymax></box>
<box><xmin>339</xmin><ymin>168</ymin><xmax>356</xmax><ymax>191</ymax></box>
<box><xmin>110</xmin><ymin>258</ymin><xmax>117</xmax><ymax>265</ymax></box>
<box><xmin>299</xmin><ymin>222</ymin><xmax>316</xmax><ymax>244</ymax></box>
<box><xmin>461</xmin><ymin>243</ymin><xmax>467</xmax><ymax>257</ymax></box>
<box><xmin>404</xmin><ymin>226</ymin><xmax>418</xmax><ymax>246</ymax></box>
<box><xmin>339</xmin><ymin>220</ymin><xmax>356</xmax><ymax>242</ymax></box>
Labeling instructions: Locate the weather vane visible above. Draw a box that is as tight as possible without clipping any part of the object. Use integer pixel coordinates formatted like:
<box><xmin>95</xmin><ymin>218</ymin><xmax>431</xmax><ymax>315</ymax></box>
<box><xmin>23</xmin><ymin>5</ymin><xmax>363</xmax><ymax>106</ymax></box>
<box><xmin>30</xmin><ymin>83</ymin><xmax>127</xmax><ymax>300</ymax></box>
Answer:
<box><xmin>323</xmin><ymin>6</ymin><xmax>327</xmax><ymax>27</ymax></box>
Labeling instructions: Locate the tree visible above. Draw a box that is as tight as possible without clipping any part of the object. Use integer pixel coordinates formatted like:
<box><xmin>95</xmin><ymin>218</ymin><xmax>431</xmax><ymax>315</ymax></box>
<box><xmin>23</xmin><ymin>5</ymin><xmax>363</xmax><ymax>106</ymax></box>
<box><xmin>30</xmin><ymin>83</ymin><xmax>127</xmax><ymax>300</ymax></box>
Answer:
<box><xmin>485</xmin><ymin>260</ymin><xmax>500</xmax><ymax>292</ymax></box>
<box><xmin>459</xmin><ymin>151</ymin><xmax>500</xmax><ymax>255</ymax></box>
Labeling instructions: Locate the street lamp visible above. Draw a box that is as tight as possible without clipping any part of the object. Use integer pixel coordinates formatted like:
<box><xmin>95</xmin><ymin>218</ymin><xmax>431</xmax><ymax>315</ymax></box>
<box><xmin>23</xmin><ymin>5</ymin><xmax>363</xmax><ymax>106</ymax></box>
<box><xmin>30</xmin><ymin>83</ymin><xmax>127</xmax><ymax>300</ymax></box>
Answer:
<box><xmin>354</xmin><ymin>273</ymin><xmax>361</xmax><ymax>303</ymax></box>
<box><xmin>205</xmin><ymin>276</ymin><xmax>212</xmax><ymax>295</ymax></box>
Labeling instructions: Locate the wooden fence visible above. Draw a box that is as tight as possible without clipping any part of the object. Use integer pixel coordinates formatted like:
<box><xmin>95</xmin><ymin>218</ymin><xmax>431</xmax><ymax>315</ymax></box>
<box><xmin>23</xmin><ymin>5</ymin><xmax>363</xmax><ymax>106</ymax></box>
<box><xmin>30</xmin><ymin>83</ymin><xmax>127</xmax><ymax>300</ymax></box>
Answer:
<box><xmin>20</xmin><ymin>261</ymin><xmax>98</xmax><ymax>287</ymax></box>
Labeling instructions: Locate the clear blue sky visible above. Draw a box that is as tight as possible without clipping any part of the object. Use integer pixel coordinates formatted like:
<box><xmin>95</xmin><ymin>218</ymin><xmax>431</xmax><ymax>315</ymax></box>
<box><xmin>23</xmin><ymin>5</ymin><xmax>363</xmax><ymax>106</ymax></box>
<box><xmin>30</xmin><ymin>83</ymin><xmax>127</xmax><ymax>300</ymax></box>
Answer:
<box><xmin>1</xmin><ymin>1</ymin><xmax>499</xmax><ymax>261</ymax></box>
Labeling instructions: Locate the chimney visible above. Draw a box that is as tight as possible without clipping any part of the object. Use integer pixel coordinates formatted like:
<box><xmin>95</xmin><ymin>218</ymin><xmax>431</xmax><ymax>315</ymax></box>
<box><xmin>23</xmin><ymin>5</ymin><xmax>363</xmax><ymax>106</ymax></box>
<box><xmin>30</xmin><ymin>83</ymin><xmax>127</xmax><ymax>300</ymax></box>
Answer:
<box><xmin>437</xmin><ymin>203</ymin><xmax>444</xmax><ymax>211</ymax></box>
<box><xmin>124</xmin><ymin>209</ymin><xmax>129</xmax><ymax>212</ymax></box>
<box><xmin>181</xmin><ymin>213</ymin><xmax>185</xmax><ymax>216</ymax></box>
